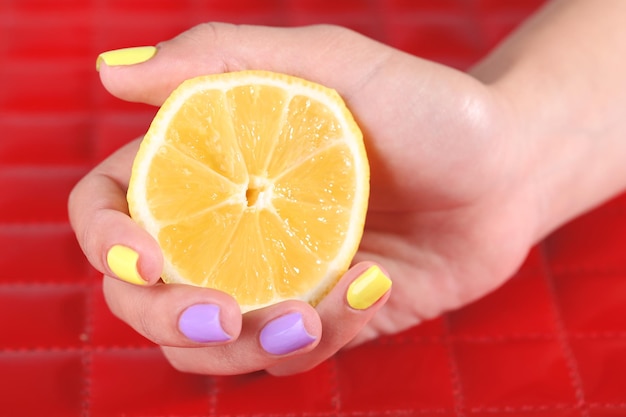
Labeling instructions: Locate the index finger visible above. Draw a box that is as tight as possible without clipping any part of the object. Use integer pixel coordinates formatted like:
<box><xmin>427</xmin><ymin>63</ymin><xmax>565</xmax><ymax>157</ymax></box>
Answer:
<box><xmin>68</xmin><ymin>139</ymin><xmax>163</xmax><ymax>285</ymax></box>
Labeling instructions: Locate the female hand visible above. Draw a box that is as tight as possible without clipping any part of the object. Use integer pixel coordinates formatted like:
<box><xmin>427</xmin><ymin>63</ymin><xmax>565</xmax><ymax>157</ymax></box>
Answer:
<box><xmin>69</xmin><ymin>23</ymin><xmax>536</xmax><ymax>376</ymax></box>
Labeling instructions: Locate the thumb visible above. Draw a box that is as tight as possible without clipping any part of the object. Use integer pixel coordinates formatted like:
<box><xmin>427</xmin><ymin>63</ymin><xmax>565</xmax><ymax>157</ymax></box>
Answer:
<box><xmin>96</xmin><ymin>23</ymin><xmax>390</xmax><ymax>106</ymax></box>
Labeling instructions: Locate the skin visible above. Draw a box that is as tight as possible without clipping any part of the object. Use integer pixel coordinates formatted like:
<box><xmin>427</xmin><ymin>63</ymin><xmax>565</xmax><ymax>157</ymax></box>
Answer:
<box><xmin>68</xmin><ymin>0</ymin><xmax>626</xmax><ymax>376</ymax></box>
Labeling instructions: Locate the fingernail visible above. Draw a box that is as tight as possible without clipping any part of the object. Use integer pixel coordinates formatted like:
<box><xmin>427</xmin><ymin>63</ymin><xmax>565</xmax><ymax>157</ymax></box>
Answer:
<box><xmin>178</xmin><ymin>304</ymin><xmax>231</xmax><ymax>343</ymax></box>
<box><xmin>347</xmin><ymin>265</ymin><xmax>392</xmax><ymax>310</ymax></box>
<box><xmin>106</xmin><ymin>245</ymin><xmax>147</xmax><ymax>285</ymax></box>
<box><xmin>260</xmin><ymin>312</ymin><xmax>316</xmax><ymax>355</ymax></box>
<box><xmin>96</xmin><ymin>46</ymin><xmax>157</xmax><ymax>71</ymax></box>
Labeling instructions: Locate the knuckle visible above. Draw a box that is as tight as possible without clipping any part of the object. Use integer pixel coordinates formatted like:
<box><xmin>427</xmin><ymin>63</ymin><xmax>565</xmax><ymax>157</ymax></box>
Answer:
<box><xmin>312</xmin><ymin>24</ymin><xmax>359</xmax><ymax>42</ymax></box>
<box><xmin>134</xmin><ymin>292</ymin><xmax>162</xmax><ymax>344</ymax></box>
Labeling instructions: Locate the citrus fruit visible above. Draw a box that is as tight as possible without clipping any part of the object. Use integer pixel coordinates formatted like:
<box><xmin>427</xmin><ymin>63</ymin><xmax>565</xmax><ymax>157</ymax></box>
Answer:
<box><xmin>127</xmin><ymin>70</ymin><xmax>369</xmax><ymax>312</ymax></box>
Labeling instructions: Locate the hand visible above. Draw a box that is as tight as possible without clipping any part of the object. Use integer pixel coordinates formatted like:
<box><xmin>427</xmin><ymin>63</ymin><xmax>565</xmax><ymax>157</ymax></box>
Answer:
<box><xmin>69</xmin><ymin>23</ymin><xmax>535</xmax><ymax>375</ymax></box>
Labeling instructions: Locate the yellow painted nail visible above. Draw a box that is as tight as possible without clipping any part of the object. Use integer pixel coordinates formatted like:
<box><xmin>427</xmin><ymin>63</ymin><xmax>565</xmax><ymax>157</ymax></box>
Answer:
<box><xmin>106</xmin><ymin>245</ymin><xmax>146</xmax><ymax>285</ymax></box>
<box><xmin>347</xmin><ymin>265</ymin><xmax>392</xmax><ymax>310</ymax></box>
<box><xmin>96</xmin><ymin>46</ymin><xmax>157</xmax><ymax>71</ymax></box>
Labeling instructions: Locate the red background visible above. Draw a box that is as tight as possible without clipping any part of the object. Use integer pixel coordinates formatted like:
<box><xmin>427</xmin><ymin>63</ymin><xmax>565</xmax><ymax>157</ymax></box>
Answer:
<box><xmin>1</xmin><ymin>0</ymin><xmax>626</xmax><ymax>416</ymax></box>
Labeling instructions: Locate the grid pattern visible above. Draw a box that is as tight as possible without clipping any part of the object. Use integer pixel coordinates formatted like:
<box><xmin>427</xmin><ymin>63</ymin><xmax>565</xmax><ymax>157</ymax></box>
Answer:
<box><xmin>2</xmin><ymin>0</ymin><xmax>626</xmax><ymax>416</ymax></box>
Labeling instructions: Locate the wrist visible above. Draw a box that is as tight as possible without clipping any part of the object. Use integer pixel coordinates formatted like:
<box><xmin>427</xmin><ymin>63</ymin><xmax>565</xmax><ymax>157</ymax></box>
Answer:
<box><xmin>476</xmin><ymin>64</ymin><xmax>626</xmax><ymax>245</ymax></box>
<box><xmin>470</xmin><ymin>0</ymin><xmax>626</xmax><ymax>242</ymax></box>
<box><xmin>479</xmin><ymin>81</ymin><xmax>546</xmax><ymax>246</ymax></box>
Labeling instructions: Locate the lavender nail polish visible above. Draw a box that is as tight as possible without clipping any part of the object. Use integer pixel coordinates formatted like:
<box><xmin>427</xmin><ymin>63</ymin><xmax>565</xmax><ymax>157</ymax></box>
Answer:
<box><xmin>260</xmin><ymin>312</ymin><xmax>316</xmax><ymax>355</ymax></box>
<box><xmin>178</xmin><ymin>304</ymin><xmax>231</xmax><ymax>343</ymax></box>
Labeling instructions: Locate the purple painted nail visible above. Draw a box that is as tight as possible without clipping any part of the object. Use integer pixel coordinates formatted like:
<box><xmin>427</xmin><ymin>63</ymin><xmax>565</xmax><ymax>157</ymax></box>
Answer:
<box><xmin>259</xmin><ymin>312</ymin><xmax>316</xmax><ymax>355</ymax></box>
<box><xmin>178</xmin><ymin>304</ymin><xmax>231</xmax><ymax>343</ymax></box>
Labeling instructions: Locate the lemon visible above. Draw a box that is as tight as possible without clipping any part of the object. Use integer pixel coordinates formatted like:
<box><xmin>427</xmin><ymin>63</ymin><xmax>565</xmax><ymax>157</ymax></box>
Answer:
<box><xmin>127</xmin><ymin>71</ymin><xmax>369</xmax><ymax>312</ymax></box>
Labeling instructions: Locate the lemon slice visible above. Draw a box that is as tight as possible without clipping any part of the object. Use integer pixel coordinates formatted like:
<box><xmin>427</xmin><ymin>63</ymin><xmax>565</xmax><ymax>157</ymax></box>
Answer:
<box><xmin>127</xmin><ymin>70</ymin><xmax>369</xmax><ymax>312</ymax></box>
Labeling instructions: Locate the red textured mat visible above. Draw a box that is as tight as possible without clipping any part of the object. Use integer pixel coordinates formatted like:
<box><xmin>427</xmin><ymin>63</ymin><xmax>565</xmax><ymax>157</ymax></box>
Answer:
<box><xmin>2</xmin><ymin>1</ymin><xmax>626</xmax><ymax>416</ymax></box>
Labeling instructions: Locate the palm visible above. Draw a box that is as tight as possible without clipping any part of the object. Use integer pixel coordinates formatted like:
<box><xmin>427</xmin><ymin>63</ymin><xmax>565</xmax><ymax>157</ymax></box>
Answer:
<box><xmin>339</xmin><ymin>56</ymin><xmax>533</xmax><ymax>345</ymax></box>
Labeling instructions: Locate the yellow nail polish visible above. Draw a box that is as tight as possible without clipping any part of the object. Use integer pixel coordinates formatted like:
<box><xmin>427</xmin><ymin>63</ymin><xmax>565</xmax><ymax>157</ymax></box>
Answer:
<box><xmin>347</xmin><ymin>265</ymin><xmax>392</xmax><ymax>310</ymax></box>
<box><xmin>96</xmin><ymin>46</ymin><xmax>157</xmax><ymax>71</ymax></box>
<box><xmin>106</xmin><ymin>245</ymin><xmax>146</xmax><ymax>285</ymax></box>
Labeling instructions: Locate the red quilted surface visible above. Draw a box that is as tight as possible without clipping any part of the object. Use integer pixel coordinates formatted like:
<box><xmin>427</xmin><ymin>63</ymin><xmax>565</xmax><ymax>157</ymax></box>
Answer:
<box><xmin>2</xmin><ymin>1</ymin><xmax>626</xmax><ymax>416</ymax></box>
